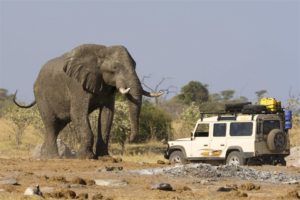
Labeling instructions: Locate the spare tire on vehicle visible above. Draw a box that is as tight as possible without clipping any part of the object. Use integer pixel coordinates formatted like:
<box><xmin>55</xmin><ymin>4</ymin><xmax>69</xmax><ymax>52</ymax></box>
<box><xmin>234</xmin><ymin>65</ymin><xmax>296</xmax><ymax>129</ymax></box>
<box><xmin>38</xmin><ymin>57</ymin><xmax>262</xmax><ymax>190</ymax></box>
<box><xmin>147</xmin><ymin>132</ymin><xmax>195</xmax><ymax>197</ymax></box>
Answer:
<box><xmin>241</xmin><ymin>105</ymin><xmax>268</xmax><ymax>114</ymax></box>
<box><xmin>267</xmin><ymin>129</ymin><xmax>287</xmax><ymax>152</ymax></box>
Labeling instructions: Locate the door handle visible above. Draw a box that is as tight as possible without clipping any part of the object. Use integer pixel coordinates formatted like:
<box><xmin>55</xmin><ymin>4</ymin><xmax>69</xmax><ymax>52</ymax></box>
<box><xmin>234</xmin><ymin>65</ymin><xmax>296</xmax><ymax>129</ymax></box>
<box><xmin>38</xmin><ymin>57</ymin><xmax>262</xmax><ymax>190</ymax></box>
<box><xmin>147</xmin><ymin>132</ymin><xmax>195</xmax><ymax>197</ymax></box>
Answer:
<box><xmin>220</xmin><ymin>144</ymin><xmax>225</xmax><ymax>146</ymax></box>
<box><xmin>204</xmin><ymin>144</ymin><xmax>208</xmax><ymax>147</ymax></box>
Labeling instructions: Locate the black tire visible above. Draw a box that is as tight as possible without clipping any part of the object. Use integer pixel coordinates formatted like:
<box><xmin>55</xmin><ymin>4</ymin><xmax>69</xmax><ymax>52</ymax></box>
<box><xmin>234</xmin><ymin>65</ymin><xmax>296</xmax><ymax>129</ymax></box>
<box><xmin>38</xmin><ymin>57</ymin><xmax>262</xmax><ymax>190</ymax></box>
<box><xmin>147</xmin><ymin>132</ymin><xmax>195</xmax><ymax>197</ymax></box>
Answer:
<box><xmin>278</xmin><ymin>157</ymin><xmax>287</xmax><ymax>166</ymax></box>
<box><xmin>267</xmin><ymin>129</ymin><xmax>287</xmax><ymax>152</ymax></box>
<box><xmin>241</xmin><ymin>105</ymin><xmax>268</xmax><ymax>114</ymax></box>
<box><xmin>226</xmin><ymin>151</ymin><xmax>245</xmax><ymax>166</ymax></box>
<box><xmin>169</xmin><ymin>150</ymin><xmax>186</xmax><ymax>164</ymax></box>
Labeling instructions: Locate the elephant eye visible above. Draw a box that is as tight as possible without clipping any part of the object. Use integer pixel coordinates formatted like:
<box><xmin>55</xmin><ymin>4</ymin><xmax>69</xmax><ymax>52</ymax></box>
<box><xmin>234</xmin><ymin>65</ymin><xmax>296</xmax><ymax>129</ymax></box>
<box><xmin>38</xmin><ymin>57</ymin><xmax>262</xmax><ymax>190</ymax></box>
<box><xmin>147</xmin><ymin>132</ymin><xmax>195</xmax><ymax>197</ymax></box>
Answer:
<box><xmin>112</xmin><ymin>64</ymin><xmax>121</xmax><ymax>72</ymax></box>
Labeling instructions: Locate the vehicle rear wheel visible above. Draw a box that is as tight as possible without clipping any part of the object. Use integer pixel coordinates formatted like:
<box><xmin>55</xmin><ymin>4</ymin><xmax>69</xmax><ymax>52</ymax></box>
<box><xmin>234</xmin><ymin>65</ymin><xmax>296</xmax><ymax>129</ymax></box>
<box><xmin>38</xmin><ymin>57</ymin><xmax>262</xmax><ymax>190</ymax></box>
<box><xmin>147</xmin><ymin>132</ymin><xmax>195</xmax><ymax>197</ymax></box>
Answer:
<box><xmin>169</xmin><ymin>150</ymin><xmax>186</xmax><ymax>164</ymax></box>
<box><xmin>226</xmin><ymin>151</ymin><xmax>245</xmax><ymax>166</ymax></box>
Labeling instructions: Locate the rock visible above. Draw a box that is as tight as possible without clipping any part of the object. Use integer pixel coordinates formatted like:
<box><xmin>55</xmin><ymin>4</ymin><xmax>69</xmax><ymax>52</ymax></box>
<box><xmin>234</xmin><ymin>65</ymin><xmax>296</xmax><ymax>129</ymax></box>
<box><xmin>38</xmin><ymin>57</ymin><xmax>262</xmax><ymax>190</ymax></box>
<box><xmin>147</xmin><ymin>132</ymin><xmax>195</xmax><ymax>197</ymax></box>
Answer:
<box><xmin>157</xmin><ymin>160</ymin><xmax>166</xmax><ymax>165</ymax></box>
<box><xmin>105</xmin><ymin>166</ymin><xmax>123</xmax><ymax>172</ymax></box>
<box><xmin>217</xmin><ymin>186</ymin><xmax>233</xmax><ymax>192</ymax></box>
<box><xmin>95</xmin><ymin>179</ymin><xmax>128</xmax><ymax>187</ymax></box>
<box><xmin>32</xmin><ymin>139</ymin><xmax>76</xmax><ymax>159</ymax></box>
<box><xmin>44</xmin><ymin>189</ymin><xmax>76</xmax><ymax>199</ymax></box>
<box><xmin>24</xmin><ymin>185</ymin><xmax>43</xmax><ymax>196</ymax></box>
<box><xmin>0</xmin><ymin>178</ymin><xmax>18</xmax><ymax>185</ymax></box>
<box><xmin>235</xmin><ymin>191</ymin><xmax>248</xmax><ymax>197</ymax></box>
<box><xmin>151</xmin><ymin>183</ymin><xmax>173</xmax><ymax>191</ymax></box>
<box><xmin>92</xmin><ymin>193</ymin><xmax>104</xmax><ymax>200</ymax></box>
<box><xmin>131</xmin><ymin>163</ymin><xmax>300</xmax><ymax>184</ymax></box>
<box><xmin>87</xmin><ymin>179</ymin><xmax>96</xmax><ymax>186</ymax></box>
<box><xmin>239</xmin><ymin>183</ymin><xmax>260</xmax><ymax>191</ymax></box>
<box><xmin>71</xmin><ymin>177</ymin><xmax>86</xmax><ymax>185</ymax></box>
<box><xmin>63</xmin><ymin>190</ymin><xmax>77</xmax><ymax>199</ymax></box>
<box><xmin>76</xmin><ymin>193</ymin><xmax>89</xmax><ymax>199</ymax></box>
<box><xmin>225</xmin><ymin>184</ymin><xmax>238</xmax><ymax>191</ymax></box>
<box><xmin>49</xmin><ymin>176</ymin><xmax>67</xmax><ymax>183</ymax></box>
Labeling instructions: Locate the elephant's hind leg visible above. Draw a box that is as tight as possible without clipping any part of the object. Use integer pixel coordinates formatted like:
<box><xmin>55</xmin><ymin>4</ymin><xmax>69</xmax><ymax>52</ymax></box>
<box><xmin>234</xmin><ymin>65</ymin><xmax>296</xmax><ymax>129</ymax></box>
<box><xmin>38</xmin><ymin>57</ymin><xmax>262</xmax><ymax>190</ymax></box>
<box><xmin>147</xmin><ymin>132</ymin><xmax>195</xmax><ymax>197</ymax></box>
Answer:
<box><xmin>41</xmin><ymin>118</ymin><xmax>66</xmax><ymax>159</ymax></box>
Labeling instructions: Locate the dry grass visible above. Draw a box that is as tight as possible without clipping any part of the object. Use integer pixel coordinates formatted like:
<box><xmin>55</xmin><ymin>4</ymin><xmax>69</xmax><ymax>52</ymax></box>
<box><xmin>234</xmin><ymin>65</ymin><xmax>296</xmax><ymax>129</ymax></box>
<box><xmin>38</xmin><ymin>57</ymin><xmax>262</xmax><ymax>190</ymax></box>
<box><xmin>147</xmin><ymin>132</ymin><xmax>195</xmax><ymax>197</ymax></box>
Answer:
<box><xmin>0</xmin><ymin>193</ymin><xmax>44</xmax><ymax>200</ymax></box>
<box><xmin>121</xmin><ymin>152</ymin><xmax>165</xmax><ymax>163</ymax></box>
<box><xmin>109</xmin><ymin>141</ymin><xmax>167</xmax><ymax>163</ymax></box>
<box><xmin>0</xmin><ymin>116</ymin><xmax>299</xmax><ymax>161</ymax></box>
<box><xmin>0</xmin><ymin>119</ymin><xmax>43</xmax><ymax>158</ymax></box>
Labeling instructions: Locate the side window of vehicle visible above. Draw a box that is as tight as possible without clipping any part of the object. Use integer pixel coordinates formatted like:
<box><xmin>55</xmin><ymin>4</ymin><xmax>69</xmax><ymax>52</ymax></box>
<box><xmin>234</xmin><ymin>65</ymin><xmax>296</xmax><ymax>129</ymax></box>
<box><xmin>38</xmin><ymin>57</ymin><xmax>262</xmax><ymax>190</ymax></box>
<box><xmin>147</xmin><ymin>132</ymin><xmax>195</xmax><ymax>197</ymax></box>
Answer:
<box><xmin>213</xmin><ymin>123</ymin><xmax>226</xmax><ymax>137</ymax></box>
<box><xmin>194</xmin><ymin>123</ymin><xmax>209</xmax><ymax>137</ymax></box>
<box><xmin>230</xmin><ymin>122</ymin><xmax>253</xmax><ymax>136</ymax></box>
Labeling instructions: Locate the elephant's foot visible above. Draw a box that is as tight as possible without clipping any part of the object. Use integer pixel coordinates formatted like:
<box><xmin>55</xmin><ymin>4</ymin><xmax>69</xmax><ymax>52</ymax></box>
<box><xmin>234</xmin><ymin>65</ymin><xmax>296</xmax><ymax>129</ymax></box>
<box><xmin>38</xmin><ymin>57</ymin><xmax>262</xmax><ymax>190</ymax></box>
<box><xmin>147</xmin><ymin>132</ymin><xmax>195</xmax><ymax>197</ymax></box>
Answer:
<box><xmin>40</xmin><ymin>143</ymin><xmax>59</xmax><ymax>159</ymax></box>
<box><xmin>77</xmin><ymin>149</ymin><xmax>96</xmax><ymax>159</ymax></box>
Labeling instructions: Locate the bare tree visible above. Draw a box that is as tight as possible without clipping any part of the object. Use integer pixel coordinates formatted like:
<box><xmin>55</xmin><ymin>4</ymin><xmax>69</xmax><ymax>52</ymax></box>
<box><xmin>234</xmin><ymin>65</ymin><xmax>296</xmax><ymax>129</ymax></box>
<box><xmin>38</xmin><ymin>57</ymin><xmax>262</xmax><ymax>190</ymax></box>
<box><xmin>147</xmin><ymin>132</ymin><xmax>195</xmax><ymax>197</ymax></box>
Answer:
<box><xmin>141</xmin><ymin>75</ymin><xmax>177</xmax><ymax>105</ymax></box>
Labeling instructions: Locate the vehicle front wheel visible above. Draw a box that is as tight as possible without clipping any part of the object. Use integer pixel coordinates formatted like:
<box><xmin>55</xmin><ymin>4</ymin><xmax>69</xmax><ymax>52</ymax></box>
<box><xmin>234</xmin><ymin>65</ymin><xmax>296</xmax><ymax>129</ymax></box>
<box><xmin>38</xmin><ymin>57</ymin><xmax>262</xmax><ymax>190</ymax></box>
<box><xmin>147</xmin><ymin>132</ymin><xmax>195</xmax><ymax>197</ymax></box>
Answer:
<box><xmin>169</xmin><ymin>150</ymin><xmax>186</xmax><ymax>164</ymax></box>
<box><xmin>226</xmin><ymin>151</ymin><xmax>245</xmax><ymax>166</ymax></box>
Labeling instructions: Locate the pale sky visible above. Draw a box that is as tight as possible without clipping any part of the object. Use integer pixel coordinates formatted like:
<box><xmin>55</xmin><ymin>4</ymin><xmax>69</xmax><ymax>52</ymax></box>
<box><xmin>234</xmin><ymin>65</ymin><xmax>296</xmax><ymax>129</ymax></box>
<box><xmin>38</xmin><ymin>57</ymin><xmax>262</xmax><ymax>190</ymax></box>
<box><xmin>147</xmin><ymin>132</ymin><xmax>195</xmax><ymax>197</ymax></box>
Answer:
<box><xmin>0</xmin><ymin>0</ymin><xmax>299</xmax><ymax>105</ymax></box>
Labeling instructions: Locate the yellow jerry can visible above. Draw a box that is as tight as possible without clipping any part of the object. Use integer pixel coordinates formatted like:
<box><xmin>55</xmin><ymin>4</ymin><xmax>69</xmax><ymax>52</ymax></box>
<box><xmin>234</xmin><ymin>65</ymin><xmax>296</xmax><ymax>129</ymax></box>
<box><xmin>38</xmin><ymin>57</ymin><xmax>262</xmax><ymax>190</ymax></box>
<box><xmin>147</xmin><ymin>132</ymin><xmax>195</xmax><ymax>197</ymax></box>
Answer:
<box><xmin>259</xmin><ymin>98</ymin><xmax>280</xmax><ymax>112</ymax></box>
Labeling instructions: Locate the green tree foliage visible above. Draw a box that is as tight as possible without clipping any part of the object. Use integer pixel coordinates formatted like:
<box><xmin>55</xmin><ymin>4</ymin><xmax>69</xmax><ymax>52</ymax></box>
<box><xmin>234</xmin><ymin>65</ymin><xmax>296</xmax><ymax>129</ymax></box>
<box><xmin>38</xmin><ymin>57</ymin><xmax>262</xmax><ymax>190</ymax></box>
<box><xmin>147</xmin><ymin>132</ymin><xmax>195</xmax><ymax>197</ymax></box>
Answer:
<box><xmin>111</xmin><ymin>100</ymin><xmax>172</xmax><ymax>146</ymax></box>
<box><xmin>138</xmin><ymin>101</ymin><xmax>172</xmax><ymax>142</ymax></box>
<box><xmin>3</xmin><ymin>105</ymin><xmax>43</xmax><ymax>147</ymax></box>
<box><xmin>111</xmin><ymin>100</ymin><xmax>131</xmax><ymax>149</ymax></box>
<box><xmin>220</xmin><ymin>90</ymin><xmax>235</xmax><ymax>101</ymax></box>
<box><xmin>177</xmin><ymin>81</ymin><xmax>209</xmax><ymax>105</ymax></box>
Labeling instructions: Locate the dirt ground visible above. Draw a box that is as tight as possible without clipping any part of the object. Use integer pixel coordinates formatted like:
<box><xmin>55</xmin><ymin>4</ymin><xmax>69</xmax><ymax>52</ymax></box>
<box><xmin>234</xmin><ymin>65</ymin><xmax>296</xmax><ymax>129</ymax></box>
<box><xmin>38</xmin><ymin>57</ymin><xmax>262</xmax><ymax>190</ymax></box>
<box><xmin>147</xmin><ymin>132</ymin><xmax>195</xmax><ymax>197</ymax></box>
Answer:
<box><xmin>0</xmin><ymin>158</ymin><xmax>299</xmax><ymax>200</ymax></box>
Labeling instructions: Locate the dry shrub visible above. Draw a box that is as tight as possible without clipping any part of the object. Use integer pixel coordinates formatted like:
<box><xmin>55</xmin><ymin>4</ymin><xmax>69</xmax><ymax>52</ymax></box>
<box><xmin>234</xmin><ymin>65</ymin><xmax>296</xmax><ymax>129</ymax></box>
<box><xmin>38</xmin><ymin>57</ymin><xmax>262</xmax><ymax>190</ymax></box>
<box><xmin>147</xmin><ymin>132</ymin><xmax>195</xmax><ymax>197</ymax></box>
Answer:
<box><xmin>289</xmin><ymin>117</ymin><xmax>300</xmax><ymax>147</ymax></box>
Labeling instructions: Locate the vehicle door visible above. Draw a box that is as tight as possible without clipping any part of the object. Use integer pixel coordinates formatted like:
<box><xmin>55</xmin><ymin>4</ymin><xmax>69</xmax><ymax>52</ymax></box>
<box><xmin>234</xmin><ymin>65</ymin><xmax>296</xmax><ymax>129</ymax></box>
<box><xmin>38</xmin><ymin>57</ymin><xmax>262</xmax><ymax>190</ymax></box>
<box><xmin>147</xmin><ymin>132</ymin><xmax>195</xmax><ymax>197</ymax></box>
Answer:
<box><xmin>210</xmin><ymin>123</ymin><xmax>228</xmax><ymax>158</ymax></box>
<box><xmin>190</xmin><ymin>123</ymin><xmax>212</xmax><ymax>158</ymax></box>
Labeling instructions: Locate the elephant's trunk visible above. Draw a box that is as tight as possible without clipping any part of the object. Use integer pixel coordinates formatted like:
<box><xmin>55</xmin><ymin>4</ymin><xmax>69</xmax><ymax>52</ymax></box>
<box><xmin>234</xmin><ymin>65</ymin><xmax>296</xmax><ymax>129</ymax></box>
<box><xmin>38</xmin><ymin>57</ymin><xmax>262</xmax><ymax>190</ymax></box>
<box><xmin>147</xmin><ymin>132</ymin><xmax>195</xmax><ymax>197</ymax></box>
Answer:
<box><xmin>126</xmin><ymin>76</ymin><xmax>142</xmax><ymax>143</ymax></box>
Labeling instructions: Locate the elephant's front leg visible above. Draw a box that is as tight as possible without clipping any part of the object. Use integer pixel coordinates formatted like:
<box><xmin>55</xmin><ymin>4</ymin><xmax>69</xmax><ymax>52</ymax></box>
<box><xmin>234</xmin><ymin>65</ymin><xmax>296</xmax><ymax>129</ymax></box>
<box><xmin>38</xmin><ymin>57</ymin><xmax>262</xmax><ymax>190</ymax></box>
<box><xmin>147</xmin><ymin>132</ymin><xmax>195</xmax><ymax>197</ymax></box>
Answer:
<box><xmin>71</xmin><ymin>103</ymin><xmax>95</xmax><ymax>159</ymax></box>
<box><xmin>96</xmin><ymin>102</ymin><xmax>115</xmax><ymax>157</ymax></box>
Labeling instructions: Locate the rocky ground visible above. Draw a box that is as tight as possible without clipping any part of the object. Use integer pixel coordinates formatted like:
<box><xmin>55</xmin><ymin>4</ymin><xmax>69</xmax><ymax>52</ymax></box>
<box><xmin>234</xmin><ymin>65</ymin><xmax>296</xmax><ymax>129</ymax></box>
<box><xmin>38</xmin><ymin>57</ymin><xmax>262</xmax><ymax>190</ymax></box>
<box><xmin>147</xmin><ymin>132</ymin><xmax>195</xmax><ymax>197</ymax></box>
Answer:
<box><xmin>0</xmin><ymin>157</ymin><xmax>300</xmax><ymax>200</ymax></box>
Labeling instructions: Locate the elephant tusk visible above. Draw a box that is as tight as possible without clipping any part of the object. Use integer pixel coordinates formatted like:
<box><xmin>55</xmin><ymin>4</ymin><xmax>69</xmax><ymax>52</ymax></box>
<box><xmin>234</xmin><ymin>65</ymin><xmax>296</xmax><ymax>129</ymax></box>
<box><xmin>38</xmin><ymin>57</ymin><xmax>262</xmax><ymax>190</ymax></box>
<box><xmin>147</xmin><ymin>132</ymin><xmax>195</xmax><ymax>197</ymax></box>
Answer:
<box><xmin>143</xmin><ymin>90</ymin><xmax>164</xmax><ymax>97</ymax></box>
<box><xmin>119</xmin><ymin>87</ymin><xmax>131</xmax><ymax>94</ymax></box>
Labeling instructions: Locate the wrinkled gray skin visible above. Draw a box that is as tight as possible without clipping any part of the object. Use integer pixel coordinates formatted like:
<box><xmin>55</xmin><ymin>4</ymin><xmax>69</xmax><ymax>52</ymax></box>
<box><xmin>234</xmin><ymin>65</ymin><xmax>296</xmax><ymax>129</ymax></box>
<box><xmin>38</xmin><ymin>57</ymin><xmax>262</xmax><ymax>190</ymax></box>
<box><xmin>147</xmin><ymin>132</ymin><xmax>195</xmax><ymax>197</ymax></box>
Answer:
<box><xmin>14</xmin><ymin>44</ymin><xmax>162</xmax><ymax>159</ymax></box>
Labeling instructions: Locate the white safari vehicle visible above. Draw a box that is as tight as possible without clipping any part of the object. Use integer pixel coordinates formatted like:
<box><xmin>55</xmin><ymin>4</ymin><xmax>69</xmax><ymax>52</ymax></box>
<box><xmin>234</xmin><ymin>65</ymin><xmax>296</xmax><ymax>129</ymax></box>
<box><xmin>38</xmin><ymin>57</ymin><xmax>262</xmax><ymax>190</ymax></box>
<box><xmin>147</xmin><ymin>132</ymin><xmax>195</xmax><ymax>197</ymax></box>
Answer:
<box><xmin>165</xmin><ymin>100</ymin><xmax>292</xmax><ymax>165</ymax></box>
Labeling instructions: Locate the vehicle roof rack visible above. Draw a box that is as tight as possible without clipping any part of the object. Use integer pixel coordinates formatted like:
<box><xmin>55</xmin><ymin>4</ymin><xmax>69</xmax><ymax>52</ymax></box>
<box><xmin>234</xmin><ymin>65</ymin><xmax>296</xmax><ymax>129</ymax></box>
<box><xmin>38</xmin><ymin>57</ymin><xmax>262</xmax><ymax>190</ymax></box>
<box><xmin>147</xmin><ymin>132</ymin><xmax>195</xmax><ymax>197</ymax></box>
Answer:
<box><xmin>199</xmin><ymin>111</ymin><xmax>238</xmax><ymax>121</ymax></box>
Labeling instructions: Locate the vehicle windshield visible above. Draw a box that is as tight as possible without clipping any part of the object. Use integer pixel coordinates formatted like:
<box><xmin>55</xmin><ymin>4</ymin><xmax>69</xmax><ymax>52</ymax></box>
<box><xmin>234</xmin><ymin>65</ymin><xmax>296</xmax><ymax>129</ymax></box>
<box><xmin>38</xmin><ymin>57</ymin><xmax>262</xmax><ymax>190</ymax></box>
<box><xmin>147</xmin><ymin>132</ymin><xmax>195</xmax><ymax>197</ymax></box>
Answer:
<box><xmin>194</xmin><ymin>123</ymin><xmax>209</xmax><ymax>137</ymax></box>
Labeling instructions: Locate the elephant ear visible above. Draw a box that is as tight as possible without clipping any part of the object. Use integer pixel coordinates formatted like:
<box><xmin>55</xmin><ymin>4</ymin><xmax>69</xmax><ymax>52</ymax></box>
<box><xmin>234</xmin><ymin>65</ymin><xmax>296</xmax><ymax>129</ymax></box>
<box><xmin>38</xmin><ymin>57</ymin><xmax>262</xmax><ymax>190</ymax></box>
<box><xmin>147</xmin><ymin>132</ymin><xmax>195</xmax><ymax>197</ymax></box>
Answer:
<box><xmin>63</xmin><ymin>44</ymin><xmax>105</xmax><ymax>94</ymax></box>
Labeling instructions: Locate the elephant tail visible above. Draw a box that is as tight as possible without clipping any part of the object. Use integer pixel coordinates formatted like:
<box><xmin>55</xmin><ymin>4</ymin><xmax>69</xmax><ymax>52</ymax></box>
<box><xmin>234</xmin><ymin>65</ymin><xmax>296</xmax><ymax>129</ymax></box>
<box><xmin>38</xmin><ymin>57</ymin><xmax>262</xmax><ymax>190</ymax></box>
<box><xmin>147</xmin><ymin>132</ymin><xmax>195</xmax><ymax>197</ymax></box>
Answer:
<box><xmin>13</xmin><ymin>90</ymin><xmax>36</xmax><ymax>108</ymax></box>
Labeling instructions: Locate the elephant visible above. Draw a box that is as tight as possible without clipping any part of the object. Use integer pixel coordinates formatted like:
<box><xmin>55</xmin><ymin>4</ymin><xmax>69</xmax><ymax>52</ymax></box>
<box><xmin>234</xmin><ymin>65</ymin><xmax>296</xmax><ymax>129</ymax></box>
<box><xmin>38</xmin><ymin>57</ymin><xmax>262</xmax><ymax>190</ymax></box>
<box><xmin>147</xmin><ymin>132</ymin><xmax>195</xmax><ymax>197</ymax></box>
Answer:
<box><xmin>14</xmin><ymin>44</ymin><xmax>163</xmax><ymax>159</ymax></box>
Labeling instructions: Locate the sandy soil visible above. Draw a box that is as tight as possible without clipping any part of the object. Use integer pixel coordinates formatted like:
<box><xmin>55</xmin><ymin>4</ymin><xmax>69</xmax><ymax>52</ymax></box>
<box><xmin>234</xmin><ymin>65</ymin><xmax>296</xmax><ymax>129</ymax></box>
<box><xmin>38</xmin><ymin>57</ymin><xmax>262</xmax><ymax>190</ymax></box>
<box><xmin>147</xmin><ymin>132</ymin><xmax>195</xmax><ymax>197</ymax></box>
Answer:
<box><xmin>0</xmin><ymin>158</ymin><xmax>299</xmax><ymax>200</ymax></box>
